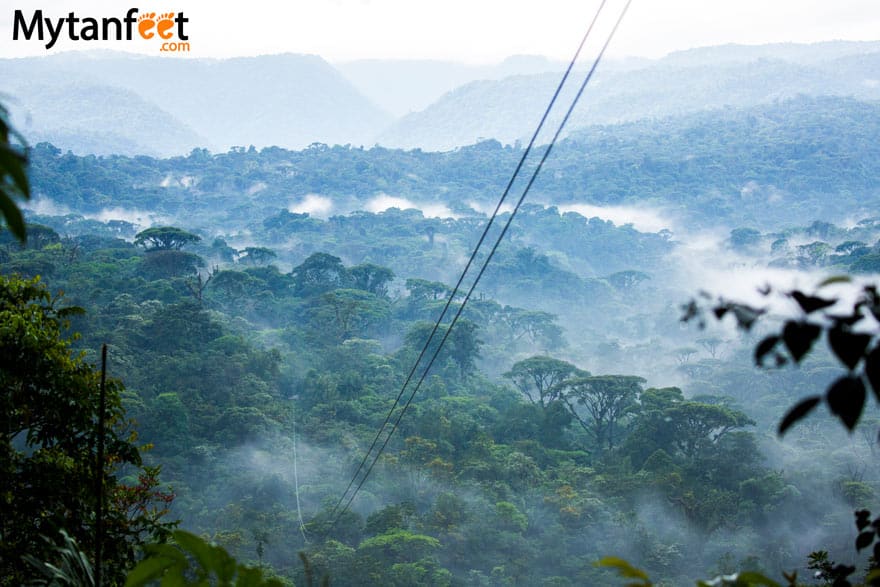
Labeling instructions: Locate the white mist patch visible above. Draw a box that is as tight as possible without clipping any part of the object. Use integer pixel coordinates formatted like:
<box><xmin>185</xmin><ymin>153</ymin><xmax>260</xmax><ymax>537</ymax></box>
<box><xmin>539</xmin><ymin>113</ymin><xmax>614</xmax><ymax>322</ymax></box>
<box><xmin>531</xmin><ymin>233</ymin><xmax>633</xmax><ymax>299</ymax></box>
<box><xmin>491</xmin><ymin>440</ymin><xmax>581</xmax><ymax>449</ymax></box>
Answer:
<box><xmin>23</xmin><ymin>197</ymin><xmax>71</xmax><ymax>217</ymax></box>
<box><xmin>670</xmin><ymin>230</ymin><xmax>861</xmax><ymax>316</ymax></box>
<box><xmin>89</xmin><ymin>207</ymin><xmax>170</xmax><ymax>229</ymax></box>
<box><xmin>24</xmin><ymin>198</ymin><xmax>167</xmax><ymax>230</ymax></box>
<box><xmin>247</xmin><ymin>182</ymin><xmax>267</xmax><ymax>195</ymax></box>
<box><xmin>289</xmin><ymin>194</ymin><xmax>334</xmax><ymax>217</ymax></box>
<box><xmin>468</xmin><ymin>200</ymin><xmax>514</xmax><ymax>216</ymax></box>
<box><xmin>160</xmin><ymin>174</ymin><xmax>198</xmax><ymax>189</ymax></box>
<box><xmin>366</xmin><ymin>193</ymin><xmax>457</xmax><ymax>219</ymax></box>
<box><xmin>557</xmin><ymin>203</ymin><xmax>674</xmax><ymax>233</ymax></box>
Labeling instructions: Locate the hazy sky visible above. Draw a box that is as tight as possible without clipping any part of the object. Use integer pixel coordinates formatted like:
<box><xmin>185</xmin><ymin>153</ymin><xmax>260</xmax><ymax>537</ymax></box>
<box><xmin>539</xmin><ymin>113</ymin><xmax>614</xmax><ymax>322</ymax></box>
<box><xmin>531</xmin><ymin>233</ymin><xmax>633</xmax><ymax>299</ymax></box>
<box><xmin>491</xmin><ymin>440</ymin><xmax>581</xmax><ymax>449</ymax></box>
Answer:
<box><xmin>2</xmin><ymin>0</ymin><xmax>878</xmax><ymax>62</ymax></box>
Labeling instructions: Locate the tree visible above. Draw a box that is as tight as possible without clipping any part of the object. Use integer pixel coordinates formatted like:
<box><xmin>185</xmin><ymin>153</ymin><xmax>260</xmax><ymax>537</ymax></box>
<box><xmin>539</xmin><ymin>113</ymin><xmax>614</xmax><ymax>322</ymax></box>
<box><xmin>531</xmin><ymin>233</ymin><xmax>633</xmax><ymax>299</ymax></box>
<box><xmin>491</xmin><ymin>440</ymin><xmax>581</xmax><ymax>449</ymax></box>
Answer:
<box><xmin>238</xmin><ymin>246</ymin><xmax>277</xmax><ymax>266</ymax></box>
<box><xmin>665</xmin><ymin>399</ymin><xmax>755</xmax><ymax>459</ymax></box>
<box><xmin>141</xmin><ymin>249</ymin><xmax>205</xmax><ymax>278</ymax></box>
<box><xmin>134</xmin><ymin>226</ymin><xmax>201</xmax><ymax>251</ymax></box>
<box><xmin>349</xmin><ymin>263</ymin><xmax>395</xmax><ymax>297</ymax></box>
<box><xmin>561</xmin><ymin>375</ymin><xmax>645</xmax><ymax>449</ymax></box>
<box><xmin>447</xmin><ymin>319</ymin><xmax>483</xmax><ymax>379</ymax></box>
<box><xmin>0</xmin><ymin>275</ymin><xmax>173</xmax><ymax>585</ymax></box>
<box><xmin>499</xmin><ymin>308</ymin><xmax>564</xmax><ymax>351</ymax></box>
<box><xmin>503</xmin><ymin>356</ymin><xmax>586</xmax><ymax>408</ymax></box>
<box><xmin>625</xmin><ymin>387</ymin><xmax>755</xmax><ymax>463</ymax></box>
<box><xmin>728</xmin><ymin>227</ymin><xmax>762</xmax><ymax>252</ymax></box>
<box><xmin>404</xmin><ymin>278</ymin><xmax>449</xmax><ymax>303</ymax></box>
<box><xmin>403</xmin><ymin>319</ymin><xmax>483</xmax><ymax>380</ymax></box>
<box><xmin>291</xmin><ymin>252</ymin><xmax>350</xmax><ymax>296</ymax></box>
<box><xmin>312</xmin><ymin>289</ymin><xmax>391</xmax><ymax>342</ymax></box>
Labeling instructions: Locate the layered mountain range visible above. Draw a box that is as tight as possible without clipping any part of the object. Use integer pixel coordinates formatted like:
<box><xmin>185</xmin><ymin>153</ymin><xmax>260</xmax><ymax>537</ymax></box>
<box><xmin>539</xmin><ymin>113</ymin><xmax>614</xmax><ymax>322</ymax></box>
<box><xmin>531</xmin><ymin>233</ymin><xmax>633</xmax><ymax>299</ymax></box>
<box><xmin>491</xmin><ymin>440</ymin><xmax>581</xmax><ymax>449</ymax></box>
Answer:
<box><xmin>2</xmin><ymin>40</ymin><xmax>878</xmax><ymax>155</ymax></box>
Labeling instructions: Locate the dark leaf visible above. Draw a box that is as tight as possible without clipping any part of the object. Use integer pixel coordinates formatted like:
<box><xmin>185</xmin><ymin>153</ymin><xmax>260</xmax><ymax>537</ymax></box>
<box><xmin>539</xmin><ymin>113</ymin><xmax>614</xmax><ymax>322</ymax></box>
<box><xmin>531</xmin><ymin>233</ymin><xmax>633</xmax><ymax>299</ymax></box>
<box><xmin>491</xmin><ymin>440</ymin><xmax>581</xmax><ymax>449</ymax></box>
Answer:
<box><xmin>0</xmin><ymin>191</ymin><xmax>26</xmax><ymax>242</ymax></box>
<box><xmin>754</xmin><ymin>336</ymin><xmax>780</xmax><ymax>367</ymax></box>
<box><xmin>827</xmin><ymin>376</ymin><xmax>867</xmax><ymax>431</ymax></box>
<box><xmin>713</xmin><ymin>305</ymin><xmax>728</xmax><ymax>320</ymax></box>
<box><xmin>828</xmin><ymin>326</ymin><xmax>872</xmax><ymax>371</ymax></box>
<box><xmin>731</xmin><ymin>303</ymin><xmax>765</xmax><ymax>331</ymax></box>
<box><xmin>857</xmin><ymin>531</ymin><xmax>875</xmax><ymax>551</ymax></box>
<box><xmin>828</xmin><ymin>311</ymin><xmax>865</xmax><ymax>328</ymax></box>
<box><xmin>874</xmin><ymin>542</ymin><xmax>880</xmax><ymax>563</ymax></box>
<box><xmin>778</xmin><ymin>396</ymin><xmax>821</xmax><ymax>435</ymax></box>
<box><xmin>782</xmin><ymin>321</ymin><xmax>822</xmax><ymax>363</ymax></box>
<box><xmin>856</xmin><ymin>509</ymin><xmax>871</xmax><ymax>530</ymax></box>
<box><xmin>865</xmin><ymin>286</ymin><xmax>880</xmax><ymax>322</ymax></box>
<box><xmin>790</xmin><ymin>290</ymin><xmax>837</xmax><ymax>314</ymax></box>
<box><xmin>866</xmin><ymin>346</ymin><xmax>880</xmax><ymax>403</ymax></box>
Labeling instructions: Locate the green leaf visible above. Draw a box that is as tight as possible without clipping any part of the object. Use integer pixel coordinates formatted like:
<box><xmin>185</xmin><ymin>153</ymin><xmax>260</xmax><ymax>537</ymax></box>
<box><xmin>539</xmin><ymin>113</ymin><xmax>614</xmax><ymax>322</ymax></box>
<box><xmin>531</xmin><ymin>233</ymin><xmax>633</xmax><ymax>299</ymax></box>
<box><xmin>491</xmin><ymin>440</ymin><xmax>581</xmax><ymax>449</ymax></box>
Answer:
<box><xmin>778</xmin><ymin>396</ymin><xmax>821</xmax><ymax>436</ymax></box>
<box><xmin>235</xmin><ymin>566</ymin><xmax>263</xmax><ymax>586</ymax></box>
<box><xmin>782</xmin><ymin>321</ymin><xmax>821</xmax><ymax>363</ymax></box>
<box><xmin>172</xmin><ymin>531</ymin><xmax>217</xmax><ymax>577</ymax></box>
<box><xmin>790</xmin><ymin>290</ymin><xmax>836</xmax><ymax>314</ymax></box>
<box><xmin>124</xmin><ymin>555</ymin><xmax>180</xmax><ymax>587</ymax></box>
<box><xmin>594</xmin><ymin>557</ymin><xmax>651</xmax><ymax>582</ymax></box>
<box><xmin>733</xmin><ymin>571</ymin><xmax>782</xmax><ymax>586</ymax></box>
<box><xmin>827</xmin><ymin>375</ymin><xmax>867</xmax><ymax>431</ymax></box>
<box><xmin>818</xmin><ymin>275</ymin><xmax>852</xmax><ymax>287</ymax></box>
<box><xmin>828</xmin><ymin>326</ymin><xmax>872</xmax><ymax>371</ymax></box>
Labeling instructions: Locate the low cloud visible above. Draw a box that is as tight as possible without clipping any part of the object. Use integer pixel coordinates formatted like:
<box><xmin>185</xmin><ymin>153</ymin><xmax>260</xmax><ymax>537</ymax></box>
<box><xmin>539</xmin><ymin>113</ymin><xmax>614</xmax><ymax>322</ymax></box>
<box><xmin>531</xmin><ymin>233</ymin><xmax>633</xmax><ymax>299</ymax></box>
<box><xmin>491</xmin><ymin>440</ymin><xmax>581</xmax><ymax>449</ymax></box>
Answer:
<box><xmin>557</xmin><ymin>202</ymin><xmax>675</xmax><ymax>233</ymax></box>
<box><xmin>366</xmin><ymin>193</ymin><xmax>457</xmax><ymax>219</ymax></box>
<box><xmin>289</xmin><ymin>194</ymin><xmax>334</xmax><ymax>217</ymax></box>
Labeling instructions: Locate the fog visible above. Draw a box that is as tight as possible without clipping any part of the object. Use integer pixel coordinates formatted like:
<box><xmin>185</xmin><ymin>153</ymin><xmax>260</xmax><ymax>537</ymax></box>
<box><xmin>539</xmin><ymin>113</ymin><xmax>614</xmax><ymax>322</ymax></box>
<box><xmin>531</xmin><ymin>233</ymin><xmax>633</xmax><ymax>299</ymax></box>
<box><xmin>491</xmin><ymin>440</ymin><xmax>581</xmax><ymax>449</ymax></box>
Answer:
<box><xmin>365</xmin><ymin>194</ymin><xmax>459</xmax><ymax>219</ymax></box>
<box><xmin>556</xmin><ymin>202</ymin><xmax>676</xmax><ymax>233</ymax></box>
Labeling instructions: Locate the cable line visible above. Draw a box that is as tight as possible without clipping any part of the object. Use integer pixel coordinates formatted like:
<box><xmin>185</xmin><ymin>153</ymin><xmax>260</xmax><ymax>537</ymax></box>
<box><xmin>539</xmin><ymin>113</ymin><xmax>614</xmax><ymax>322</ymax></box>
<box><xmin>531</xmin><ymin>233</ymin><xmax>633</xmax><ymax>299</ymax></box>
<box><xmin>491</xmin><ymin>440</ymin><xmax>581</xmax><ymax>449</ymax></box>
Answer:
<box><xmin>326</xmin><ymin>0</ymin><xmax>610</xmax><ymax>520</ymax></box>
<box><xmin>292</xmin><ymin>417</ymin><xmax>309</xmax><ymax>544</ymax></box>
<box><xmin>332</xmin><ymin>0</ymin><xmax>634</xmax><ymax>523</ymax></box>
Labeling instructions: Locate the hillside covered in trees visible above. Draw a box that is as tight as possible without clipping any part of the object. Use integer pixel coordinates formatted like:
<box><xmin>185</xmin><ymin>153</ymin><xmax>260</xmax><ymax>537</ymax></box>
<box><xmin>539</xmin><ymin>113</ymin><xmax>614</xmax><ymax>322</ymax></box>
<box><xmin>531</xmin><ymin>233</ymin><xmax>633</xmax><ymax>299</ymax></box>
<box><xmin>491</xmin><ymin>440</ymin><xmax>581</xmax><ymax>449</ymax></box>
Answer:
<box><xmin>2</xmin><ymin>80</ymin><xmax>879</xmax><ymax>584</ymax></box>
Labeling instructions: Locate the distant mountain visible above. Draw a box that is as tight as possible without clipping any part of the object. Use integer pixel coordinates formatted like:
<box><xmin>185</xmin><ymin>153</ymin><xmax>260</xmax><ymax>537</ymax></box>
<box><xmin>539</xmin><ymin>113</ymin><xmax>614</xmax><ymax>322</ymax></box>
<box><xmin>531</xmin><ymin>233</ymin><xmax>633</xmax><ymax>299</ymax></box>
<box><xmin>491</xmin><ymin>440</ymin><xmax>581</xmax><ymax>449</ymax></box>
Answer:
<box><xmin>378</xmin><ymin>45</ymin><xmax>880</xmax><ymax>151</ymax></box>
<box><xmin>336</xmin><ymin>55</ymin><xmax>569</xmax><ymax>117</ymax></box>
<box><xmin>5</xmin><ymin>80</ymin><xmax>205</xmax><ymax>157</ymax></box>
<box><xmin>658</xmin><ymin>40</ymin><xmax>880</xmax><ymax>68</ymax></box>
<box><xmin>0</xmin><ymin>52</ymin><xmax>392</xmax><ymax>155</ymax></box>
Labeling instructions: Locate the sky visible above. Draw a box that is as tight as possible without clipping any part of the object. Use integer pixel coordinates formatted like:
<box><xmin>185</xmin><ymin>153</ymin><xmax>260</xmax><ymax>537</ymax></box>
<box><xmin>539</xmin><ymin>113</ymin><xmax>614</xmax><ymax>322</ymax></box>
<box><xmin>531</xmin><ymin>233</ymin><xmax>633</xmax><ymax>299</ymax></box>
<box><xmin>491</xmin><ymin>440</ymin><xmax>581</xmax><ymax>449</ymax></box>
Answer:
<box><xmin>1</xmin><ymin>0</ymin><xmax>879</xmax><ymax>63</ymax></box>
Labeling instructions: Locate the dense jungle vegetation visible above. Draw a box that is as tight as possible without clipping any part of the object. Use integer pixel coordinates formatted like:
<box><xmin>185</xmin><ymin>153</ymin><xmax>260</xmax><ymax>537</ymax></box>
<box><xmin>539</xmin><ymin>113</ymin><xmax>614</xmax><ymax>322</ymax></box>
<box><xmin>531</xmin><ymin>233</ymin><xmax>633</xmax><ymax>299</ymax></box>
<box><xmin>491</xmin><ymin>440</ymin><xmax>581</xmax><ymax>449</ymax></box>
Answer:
<box><xmin>4</xmin><ymin>92</ymin><xmax>880</xmax><ymax>586</ymax></box>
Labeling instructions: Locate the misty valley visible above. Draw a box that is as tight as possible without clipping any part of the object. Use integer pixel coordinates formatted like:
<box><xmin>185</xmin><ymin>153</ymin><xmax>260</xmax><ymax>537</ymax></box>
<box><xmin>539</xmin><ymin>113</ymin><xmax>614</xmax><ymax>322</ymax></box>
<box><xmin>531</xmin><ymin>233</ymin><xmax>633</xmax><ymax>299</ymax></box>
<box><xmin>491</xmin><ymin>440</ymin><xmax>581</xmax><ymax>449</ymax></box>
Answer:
<box><xmin>3</xmin><ymin>41</ymin><xmax>880</xmax><ymax>586</ymax></box>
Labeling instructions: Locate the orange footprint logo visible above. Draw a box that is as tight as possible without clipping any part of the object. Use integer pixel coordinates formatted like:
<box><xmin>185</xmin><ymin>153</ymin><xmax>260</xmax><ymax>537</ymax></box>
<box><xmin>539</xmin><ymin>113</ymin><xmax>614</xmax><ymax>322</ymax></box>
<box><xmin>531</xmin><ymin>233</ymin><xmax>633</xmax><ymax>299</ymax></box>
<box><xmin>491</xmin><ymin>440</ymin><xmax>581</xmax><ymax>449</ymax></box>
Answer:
<box><xmin>138</xmin><ymin>12</ymin><xmax>156</xmax><ymax>39</ymax></box>
<box><xmin>156</xmin><ymin>13</ymin><xmax>176</xmax><ymax>40</ymax></box>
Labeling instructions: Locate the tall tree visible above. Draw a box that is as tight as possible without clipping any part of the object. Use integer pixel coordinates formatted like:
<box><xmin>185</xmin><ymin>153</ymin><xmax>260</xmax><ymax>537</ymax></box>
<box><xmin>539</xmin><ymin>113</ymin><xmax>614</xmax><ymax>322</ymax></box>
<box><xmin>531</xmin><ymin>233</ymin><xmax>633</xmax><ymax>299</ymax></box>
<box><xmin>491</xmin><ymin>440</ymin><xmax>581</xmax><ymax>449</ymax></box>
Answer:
<box><xmin>134</xmin><ymin>226</ymin><xmax>201</xmax><ymax>251</ymax></box>
<box><xmin>290</xmin><ymin>252</ymin><xmax>350</xmax><ymax>296</ymax></box>
<box><xmin>503</xmin><ymin>356</ymin><xmax>586</xmax><ymax>408</ymax></box>
<box><xmin>0</xmin><ymin>275</ymin><xmax>173</xmax><ymax>585</ymax></box>
<box><xmin>562</xmin><ymin>375</ymin><xmax>645</xmax><ymax>449</ymax></box>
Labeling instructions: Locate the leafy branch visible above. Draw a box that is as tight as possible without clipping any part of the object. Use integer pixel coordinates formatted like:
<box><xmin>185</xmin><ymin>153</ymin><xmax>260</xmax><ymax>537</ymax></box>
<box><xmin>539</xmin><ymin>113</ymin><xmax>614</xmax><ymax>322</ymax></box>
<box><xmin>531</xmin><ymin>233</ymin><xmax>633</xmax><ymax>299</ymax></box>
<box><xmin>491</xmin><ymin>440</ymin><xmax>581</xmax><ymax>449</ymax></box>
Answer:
<box><xmin>682</xmin><ymin>277</ymin><xmax>880</xmax><ymax>435</ymax></box>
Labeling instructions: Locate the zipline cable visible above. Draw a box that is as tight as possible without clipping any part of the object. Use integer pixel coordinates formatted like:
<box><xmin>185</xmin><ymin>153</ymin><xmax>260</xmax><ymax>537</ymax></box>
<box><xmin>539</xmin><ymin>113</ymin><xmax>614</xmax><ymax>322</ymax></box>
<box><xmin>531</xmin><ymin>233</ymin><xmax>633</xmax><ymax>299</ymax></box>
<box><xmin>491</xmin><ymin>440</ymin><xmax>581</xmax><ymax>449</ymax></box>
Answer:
<box><xmin>326</xmin><ymin>0</ymin><xmax>610</xmax><ymax>520</ymax></box>
<box><xmin>333</xmin><ymin>0</ymin><xmax>633</xmax><ymax>523</ymax></box>
<box><xmin>292</xmin><ymin>416</ymin><xmax>309</xmax><ymax>543</ymax></box>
